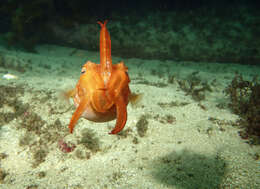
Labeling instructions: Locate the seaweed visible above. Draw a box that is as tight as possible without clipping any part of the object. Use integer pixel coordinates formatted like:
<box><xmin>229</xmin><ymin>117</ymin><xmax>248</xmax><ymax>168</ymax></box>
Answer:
<box><xmin>78</xmin><ymin>128</ymin><xmax>101</xmax><ymax>153</ymax></box>
<box><xmin>111</xmin><ymin>171</ymin><xmax>123</xmax><ymax>182</ymax></box>
<box><xmin>0</xmin><ymin>85</ymin><xmax>24</xmax><ymax>98</ymax></box>
<box><xmin>117</xmin><ymin>128</ymin><xmax>133</xmax><ymax>138</ymax></box>
<box><xmin>0</xmin><ymin>85</ymin><xmax>27</xmax><ymax>126</ymax></box>
<box><xmin>164</xmin><ymin>114</ymin><xmax>176</xmax><ymax>124</ymax></box>
<box><xmin>135</xmin><ymin>79</ymin><xmax>168</xmax><ymax>88</ymax></box>
<box><xmin>0</xmin><ymin>113</ymin><xmax>15</xmax><ymax>125</ymax></box>
<box><xmin>19</xmin><ymin>132</ymin><xmax>35</xmax><ymax>146</ymax></box>
<box><xmin>0</xmin><ymin>84</ymin><xmax>68</xmax><ymax>167</ymax></box>
<box><xmin>157</xmin><ymin>101</ymin><xmax>189</xmax><ymax>108</ymax></box>
<box><xmin>36</xmin><ymin>171</ymin><xmax>46</xmax><ymax>179</ymax></box>
<box><xmin>75</xmin><ymin>149</ymin><xmax>91</xmax><ymax>160</ymax></box>
<box><xmin>224</xmin><ymin>74</ymin><xmax>260</xmax><ymax>144</ymax></box>
<box><xmin>167</xmin><ymin>74</ymin><xmax>175</xmax><ymax>84</ymax></box>
<box><xmin>20</xmin><ymin>111</ymin><xmax>46</xmax><ymax>135</ymax></box>
<box><xmin>157</xmin><ymin>114</ymin><xmax>177</xmax><ymax>124</ymax></box>
<box><xmin>132</xmin><ymin>137</ymin><xmax>139</xmax><ymax>144</ymax></box>
<box><xmin>32</xmin><ymin>147</ymin><xmax>48</xmax><ymax>168</ymax></box>
<box><xmin>177</xmin><ymin>72</ymin><xmax>212</xmax><ymax>101</ymax></box>
<box><xmin>26</xmin><ymin>184</ymin><xmax>39</xmax><ymax>189</ymax></box>
<box><xmin>0</xmin><ymin>168</ymin><xmax>7</xmax><ymax>184</ymax></box>
<box><xmin>0</xmin><ymin>153</ymin><xmax>8</xmax><ymax>160</ymax></box>
<box><xmin>136</xmin><ymin>115</ymin><xmax>149</xmax><ymax>137</ymax></box>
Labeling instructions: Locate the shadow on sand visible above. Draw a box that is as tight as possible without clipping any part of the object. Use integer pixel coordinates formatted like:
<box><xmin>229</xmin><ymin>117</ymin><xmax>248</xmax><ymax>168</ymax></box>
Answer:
<box><xmin>150</xmin><ymin>149</ymin><xmax>227</xmax><ymax>189</ymax></box>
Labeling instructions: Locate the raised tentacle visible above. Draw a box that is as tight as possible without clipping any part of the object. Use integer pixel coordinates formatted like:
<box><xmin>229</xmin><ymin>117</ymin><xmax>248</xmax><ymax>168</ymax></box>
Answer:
<box><xmin>97</xmin><ymin>20</ymin><xmax>112</xmax><ymax>85</ymax></box>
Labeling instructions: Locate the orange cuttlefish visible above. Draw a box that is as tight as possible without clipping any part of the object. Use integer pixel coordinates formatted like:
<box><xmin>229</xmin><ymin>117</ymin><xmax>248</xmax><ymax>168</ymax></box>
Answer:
<box><xmin>67</xmin><ymin>20</ymin><xmax>139</xmax><ymax>134</ymax></box>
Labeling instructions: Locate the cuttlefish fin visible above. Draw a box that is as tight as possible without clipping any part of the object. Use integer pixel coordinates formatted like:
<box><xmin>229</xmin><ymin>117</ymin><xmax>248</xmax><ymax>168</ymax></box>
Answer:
<box><xmin>68</xmin><ymin>99</ymin><xmax>88</xmax><ymax>133</ymax></box>
<box><xmin>109</xmin><ymin>95</ymin><xmax>127</xmax><ymax>134</ymax></box>
<box><xmin>61</xmin><ymin>88</ymin><xmax>76</xmax><ymax>103</ymax></box>
<box><xmin>129</xmin><ymin>92</ymin><xmax>143</xmax><ymax>107</ymax></box>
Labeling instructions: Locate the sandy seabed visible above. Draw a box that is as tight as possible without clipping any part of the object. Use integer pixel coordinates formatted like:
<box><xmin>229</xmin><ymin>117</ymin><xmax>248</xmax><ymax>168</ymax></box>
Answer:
<box><xmin>0</xmin><ymin>44</ymin><xmax>259</xmax><ymax>189</ymax></box>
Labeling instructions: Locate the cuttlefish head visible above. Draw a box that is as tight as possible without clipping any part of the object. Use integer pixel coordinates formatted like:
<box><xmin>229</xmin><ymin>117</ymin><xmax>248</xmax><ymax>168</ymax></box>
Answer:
<box><xmin>68</xmin><ymin>61</ymin><xmax>112</xmax><ymax>133</ymax></box>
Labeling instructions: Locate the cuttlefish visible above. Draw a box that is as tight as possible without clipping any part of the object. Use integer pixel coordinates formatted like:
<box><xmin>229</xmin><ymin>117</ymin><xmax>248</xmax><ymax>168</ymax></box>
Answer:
<box><xmin>67</xmin><ymin>20</ymin><xmax>140</xmax><ymax>134</ymax></box>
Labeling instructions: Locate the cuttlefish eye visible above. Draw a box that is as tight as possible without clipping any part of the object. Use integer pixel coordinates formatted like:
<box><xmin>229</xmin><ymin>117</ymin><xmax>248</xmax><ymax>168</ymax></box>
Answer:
<box><xmin>81</xmin><ymin>67</ymin><xmax>86</xmax><ymax>74</ymax></box>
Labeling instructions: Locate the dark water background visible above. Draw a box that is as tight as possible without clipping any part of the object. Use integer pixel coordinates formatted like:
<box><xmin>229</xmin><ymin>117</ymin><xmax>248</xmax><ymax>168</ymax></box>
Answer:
<box><xmin>0</xmin><ymin>0</ymin><xmax>260</xmax><ymax>65</ymax></box>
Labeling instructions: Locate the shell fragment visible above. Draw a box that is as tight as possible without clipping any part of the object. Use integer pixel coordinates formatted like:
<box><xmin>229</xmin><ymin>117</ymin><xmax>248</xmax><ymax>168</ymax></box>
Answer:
<box><xmin>2</xmin><ymin>73</ymin><xmax>18</xmax><ymax>80</ymax></box>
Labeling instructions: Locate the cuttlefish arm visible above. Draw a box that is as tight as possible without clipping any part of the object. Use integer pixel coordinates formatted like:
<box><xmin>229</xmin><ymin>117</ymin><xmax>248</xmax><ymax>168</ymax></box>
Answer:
<box><xmin>110</xmin><ymin>95</ymin><xmax>127</xmax><ymax>134</ymax></box>
<box><xmin>107</xmin><ymin>63</ymin><xmax>130</xmax><ymax>134</ymax></box>
<box><xmin>68</xmin><ymin>97</ymin><xmax>88</xmax><ymax>133</ymax></box>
